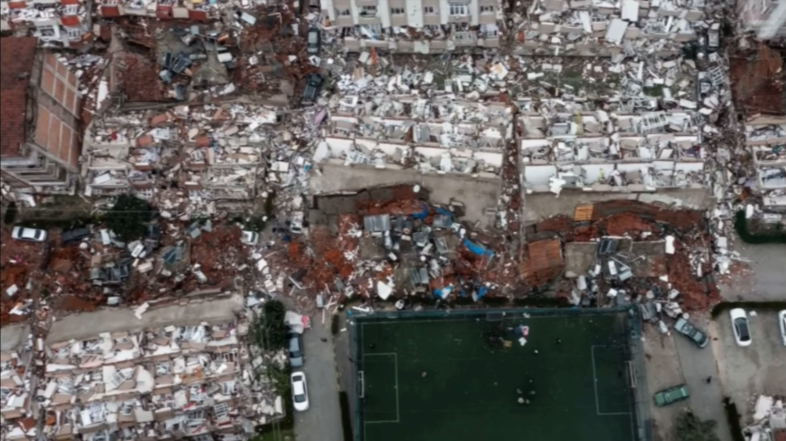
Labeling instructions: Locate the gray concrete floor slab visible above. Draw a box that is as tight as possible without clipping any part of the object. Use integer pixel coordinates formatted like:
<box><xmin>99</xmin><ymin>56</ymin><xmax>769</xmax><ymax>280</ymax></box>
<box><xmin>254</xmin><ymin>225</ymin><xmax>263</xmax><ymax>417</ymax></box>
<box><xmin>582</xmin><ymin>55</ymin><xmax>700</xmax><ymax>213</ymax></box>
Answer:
<box><xmin>46</xmin><ymin>294</ymin><xmax>244</xmax><ymax>344</ymax></box>
<box><xmin>310</xmin><ymin>163</ymin><xmax>501</xmax><ymax>228</ymax></box>
<box><xmin>0</xmin><ymin>323</ymin><xmax>30</xmax><ymax>352</ymax></box>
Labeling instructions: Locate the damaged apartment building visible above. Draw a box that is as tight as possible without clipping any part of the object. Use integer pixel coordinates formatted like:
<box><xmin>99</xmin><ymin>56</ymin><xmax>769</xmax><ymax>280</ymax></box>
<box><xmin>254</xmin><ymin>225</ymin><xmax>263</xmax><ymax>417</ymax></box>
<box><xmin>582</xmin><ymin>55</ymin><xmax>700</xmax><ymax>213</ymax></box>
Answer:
<box><xmin>513</xmin><ymin>0</ymin><xmax>713</xmax><ymax>57</ymax></box>
<box><xmin>320</xmin><ymin>0</ymin><xmax>502</xmax><ymax>52</ymax></box>
<box><xmin>0</xmin><ymin>0</ymin><xmax>90</xmax><ymax>46</ymax></box>
<box><xmin>83</xmin><ymin>104</ymin><xmax>279</xmax><ymax>208</ymax></box>
<box><xmin>519</xmin><ymin>98</ymin><xmax>708</xmax><ymax>198</ymax></box>
<box><xmin>24</xmin><ymin>319</ymin><xmax>281</xmax><ymax>441</ymax></box>
<box><xmin>743</xmin><ymin>116</ymin><xmax>786</xmax><ymax>211</ymax></box>
<box><xmin>1</xmin><ymin>37</ymin><xmax>85</xmax><ymax>196</ymax></box>
<box><xmin>316</xmin><ymin>95</ymin><xmax>511</xmax><ymax>175</ymax></box>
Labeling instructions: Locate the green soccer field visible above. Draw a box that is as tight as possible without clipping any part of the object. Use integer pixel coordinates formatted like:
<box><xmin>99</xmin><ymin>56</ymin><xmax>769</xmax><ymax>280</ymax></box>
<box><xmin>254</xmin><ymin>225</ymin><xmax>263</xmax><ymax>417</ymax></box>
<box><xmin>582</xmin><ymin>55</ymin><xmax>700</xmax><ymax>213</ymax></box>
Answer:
<box><xmin>354</xmin><ymin>310</ymin><xmax>638</xmax><ymax>441</ymax></box>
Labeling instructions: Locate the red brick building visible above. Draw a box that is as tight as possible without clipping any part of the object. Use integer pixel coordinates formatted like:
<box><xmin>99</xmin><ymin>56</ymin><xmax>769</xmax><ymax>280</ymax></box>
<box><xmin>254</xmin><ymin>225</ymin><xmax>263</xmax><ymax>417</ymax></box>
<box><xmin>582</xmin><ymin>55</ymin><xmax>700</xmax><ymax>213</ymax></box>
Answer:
<box><xmin>0</xmin><ymin>37</ymin><xmax>83</xmax><ymax>195</ymax></box>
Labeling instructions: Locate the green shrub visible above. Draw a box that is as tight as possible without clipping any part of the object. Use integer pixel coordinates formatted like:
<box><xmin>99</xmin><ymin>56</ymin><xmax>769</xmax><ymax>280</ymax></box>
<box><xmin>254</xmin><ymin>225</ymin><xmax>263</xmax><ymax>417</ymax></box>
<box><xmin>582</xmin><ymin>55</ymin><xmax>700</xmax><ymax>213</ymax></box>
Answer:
<box><xmin>252</xmin><ymin>300</ymin><xmax>289</xmax><ymax>350</ymax></box>
<box><xmin>734</xmin><ymin>211</ymin><xmax>786</xmax><ymax>244</ymax></box>
<box><xmin>331</xmin><ymin>314</ymin><xmax>340</xmax><ymax>336</ymax></box>
<box><xmin>723</xmin><ymin>398</ymin><xmax>745</xmax><ymax>441</ymax></box>
<box><xmin>339</xmin><ymin>391</ymin><xmax>353</xmax><ymax>441</ymax></box>
<box><xmin>104</xmin><ymin>195</ymin><xmax>156</xmax><ymax>241</ymax></box>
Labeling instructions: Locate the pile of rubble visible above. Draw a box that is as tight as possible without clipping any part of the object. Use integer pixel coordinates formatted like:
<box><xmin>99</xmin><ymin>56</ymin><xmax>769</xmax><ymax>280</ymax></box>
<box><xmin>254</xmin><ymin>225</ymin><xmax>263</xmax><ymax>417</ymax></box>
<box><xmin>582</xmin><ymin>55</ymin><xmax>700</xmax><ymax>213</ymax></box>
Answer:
<box><xmin>246</xmin><ymin>185</ymin><xmax>518</xmax><ymax>311</ymax></box>
<box><xmin>2</xmin><ymin>295</ymin><xmax>287</xmax><ymax>441</ymax></box>
<box><xmin>0</xmin><ymin>219</ymin><xmax>253</xmax><ymax>325</ymax></box>
<box><xmin>743</xmin><ymin>395</ymin><xmax>786</xmax><ymax>441</ymax></box>
<box><xmin>526</xmin><ymin>200</ymin><xmax>721</xmax><ymax>312</ymax></box>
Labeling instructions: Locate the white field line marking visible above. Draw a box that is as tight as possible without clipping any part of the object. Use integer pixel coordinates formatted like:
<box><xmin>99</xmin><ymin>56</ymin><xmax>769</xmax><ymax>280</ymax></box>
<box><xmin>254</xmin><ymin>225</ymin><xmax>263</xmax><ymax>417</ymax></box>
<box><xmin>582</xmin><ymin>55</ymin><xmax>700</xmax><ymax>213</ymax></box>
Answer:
<box><xmin>363</xmin><ymin>352</ymin><xmax>400</xmax><ymax>424</ymax></box>
<box><xmin>591</xmin><ymin>345</ymin><xmax>632</xmax><ymax>417</ymax></box>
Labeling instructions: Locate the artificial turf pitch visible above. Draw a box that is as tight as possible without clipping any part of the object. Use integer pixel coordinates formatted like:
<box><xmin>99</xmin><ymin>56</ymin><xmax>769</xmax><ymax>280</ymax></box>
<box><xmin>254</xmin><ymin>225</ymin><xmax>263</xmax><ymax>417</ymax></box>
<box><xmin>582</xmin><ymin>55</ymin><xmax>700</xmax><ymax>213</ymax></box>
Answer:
<box><xmin>356</xmin><ymin>312</ymin><xmax>637</xmax><ymax>441</ymax></box>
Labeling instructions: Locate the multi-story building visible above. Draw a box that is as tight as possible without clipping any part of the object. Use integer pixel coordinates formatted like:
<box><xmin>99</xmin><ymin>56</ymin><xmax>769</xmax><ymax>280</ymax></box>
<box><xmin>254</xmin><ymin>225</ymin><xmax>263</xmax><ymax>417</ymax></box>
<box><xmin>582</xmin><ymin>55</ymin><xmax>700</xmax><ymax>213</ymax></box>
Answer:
<box><xmin>0</xmin><ymin>0</ymin><xmax>89</xmax><ymax>47</ymax></box>
<box><xmin>320</xmin><ymin>0</ymin><xmax>502</xmax><ymax>52</ymax></box>
<box><xmin>0</xmin><ymin>37</ymin><xmax>84</xmax><ymax>195</ymax></box>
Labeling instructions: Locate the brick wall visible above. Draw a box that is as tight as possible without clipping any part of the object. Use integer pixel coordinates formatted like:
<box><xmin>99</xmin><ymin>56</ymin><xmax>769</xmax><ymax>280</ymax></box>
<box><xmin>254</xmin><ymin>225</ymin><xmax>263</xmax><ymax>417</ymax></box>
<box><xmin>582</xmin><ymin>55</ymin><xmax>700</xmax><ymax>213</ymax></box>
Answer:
<box><xmin>33</xmin><ymin>53</ymin><xmax>82</xmax><ymax>170</ymax></box>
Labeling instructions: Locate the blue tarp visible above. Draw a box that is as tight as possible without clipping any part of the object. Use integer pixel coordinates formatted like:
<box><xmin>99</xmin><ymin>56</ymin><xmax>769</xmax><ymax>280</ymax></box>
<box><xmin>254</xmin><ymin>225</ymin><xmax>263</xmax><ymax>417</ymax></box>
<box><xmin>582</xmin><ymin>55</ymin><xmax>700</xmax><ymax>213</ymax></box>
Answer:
<box><xmin>411</xmin><ymin>203</ymin><xmax>428</xmax><ymax>219</ymax></box>
<box><xmin>433</xmin><ymin>286</ymin><xmax>452</xmax><ymax>299</ymax></box>
<box><xmin>462</xmin><ymin>238</ymin><xmax>494</xmax><ymax>257</ymax></box>
<box><xmin>435</xmin><ymin>207</ymin><xmax>453</xmax><ymax>219</ymax></box>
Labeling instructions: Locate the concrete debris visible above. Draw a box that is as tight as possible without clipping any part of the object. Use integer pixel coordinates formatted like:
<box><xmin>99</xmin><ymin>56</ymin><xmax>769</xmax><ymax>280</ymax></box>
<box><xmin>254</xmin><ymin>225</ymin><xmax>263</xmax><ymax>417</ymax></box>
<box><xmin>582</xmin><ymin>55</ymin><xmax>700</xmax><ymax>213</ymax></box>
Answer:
<box><xmin>743</xmin><ymin>395</ymin><xmax>786</xmax><ymax>441</ymax></box>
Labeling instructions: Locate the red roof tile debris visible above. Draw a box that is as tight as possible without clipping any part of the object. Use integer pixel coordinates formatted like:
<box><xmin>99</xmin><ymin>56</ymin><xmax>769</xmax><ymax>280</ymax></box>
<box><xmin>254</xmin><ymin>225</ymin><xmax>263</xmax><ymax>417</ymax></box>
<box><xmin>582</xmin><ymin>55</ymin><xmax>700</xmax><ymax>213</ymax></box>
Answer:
<box><xmin>119</xmin><ymin>53</ymin><xmax>170</xmax><ymax>103</ymax></box>
<box><xmin>0</xmin><ymin>37</ymin><xmax>38</xmax><ymax>157</ymax></box>
<box><xmin>520</xmin><ymin>239</ymin><xmax>564</xmax><ymax>286</ymax></box>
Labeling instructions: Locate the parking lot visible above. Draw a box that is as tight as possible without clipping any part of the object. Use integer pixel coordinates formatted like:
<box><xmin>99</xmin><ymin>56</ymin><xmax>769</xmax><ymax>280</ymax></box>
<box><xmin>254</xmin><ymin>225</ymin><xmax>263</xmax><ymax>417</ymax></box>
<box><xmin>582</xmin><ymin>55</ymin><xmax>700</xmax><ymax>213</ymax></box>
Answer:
<box><xmin>710</xmin><ymin>309</ymin><xmax>786</xmax><ymax>420</ymax></box>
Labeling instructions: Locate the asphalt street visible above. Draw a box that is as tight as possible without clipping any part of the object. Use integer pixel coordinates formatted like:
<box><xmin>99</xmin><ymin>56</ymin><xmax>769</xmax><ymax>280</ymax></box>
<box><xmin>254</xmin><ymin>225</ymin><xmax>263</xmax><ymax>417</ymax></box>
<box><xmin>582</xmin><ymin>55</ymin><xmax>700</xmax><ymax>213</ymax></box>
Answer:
<box><xmin>673</xmin><ymin>328</ymin><xmax>732</xmax><ymax>441</ymax></box>
<box><xmin>293</xmin><ymin>317</ymin><xmax>344</xmax><ymax>441</ymax></box>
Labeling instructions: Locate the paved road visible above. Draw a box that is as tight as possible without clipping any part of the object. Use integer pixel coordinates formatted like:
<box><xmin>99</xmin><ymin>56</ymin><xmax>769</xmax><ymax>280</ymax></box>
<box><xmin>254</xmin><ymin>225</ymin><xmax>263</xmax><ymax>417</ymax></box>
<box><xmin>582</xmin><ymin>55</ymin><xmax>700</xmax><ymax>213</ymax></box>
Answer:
<box><xmin>673</xmin><ymin>331</ymin><xmax>732</xmax><ymax>441</ymax></box>
<box><xmin>293</xmin><ymin>317</ymin><xmax>343</xmax><ymax>441</ymax></box>
<box><xmin>721</xmin><ymin>237</ymin><xmax>786</xmax><ymax>301</ymax></box>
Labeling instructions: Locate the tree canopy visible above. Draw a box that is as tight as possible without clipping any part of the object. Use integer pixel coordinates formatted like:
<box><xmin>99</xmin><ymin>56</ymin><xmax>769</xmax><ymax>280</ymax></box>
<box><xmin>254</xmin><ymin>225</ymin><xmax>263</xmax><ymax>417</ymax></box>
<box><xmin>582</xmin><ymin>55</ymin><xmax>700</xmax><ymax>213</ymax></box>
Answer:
<box><xmin>252</xmin><ymin>300</ymin><xmax>289</xmax><ymax>350</ymax></box>
<box><xmin>103</xmin><ymin>194</ymin><xmax>156</xmax><ymax>241</ymax></box>
<box><xmin>675</xmin><ymin>411</ymin><xmax>720</xmax><ymax>441</ymax></box>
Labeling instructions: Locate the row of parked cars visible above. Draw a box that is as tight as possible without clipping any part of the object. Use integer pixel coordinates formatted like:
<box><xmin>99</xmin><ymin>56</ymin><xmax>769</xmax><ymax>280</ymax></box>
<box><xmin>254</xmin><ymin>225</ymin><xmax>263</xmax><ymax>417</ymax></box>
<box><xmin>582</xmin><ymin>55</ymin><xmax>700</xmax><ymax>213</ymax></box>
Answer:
<box><xmin>288</xmin><ymin>333</ymin><xmax>309</xmax><ymax>412</ymax></box>
<box><xmin>672</xmin><ymin>308</ymin><xmax>786</xmax><ymax>349</ymax></box>
<box><xmin>655</xmin><ymin>308</ymin><xmax>786</xmax><ymax>408</ymax></box>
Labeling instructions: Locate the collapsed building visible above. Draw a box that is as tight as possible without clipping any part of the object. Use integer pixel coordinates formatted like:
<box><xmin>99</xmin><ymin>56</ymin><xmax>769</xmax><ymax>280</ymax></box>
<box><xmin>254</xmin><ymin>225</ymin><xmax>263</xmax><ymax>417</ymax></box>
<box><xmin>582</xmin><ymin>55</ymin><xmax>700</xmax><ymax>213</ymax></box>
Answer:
<box><xmin>0</xmin><ymin>297</ymin><xmax>285</xmax><ymax>441</ymax></box>
<box><xmin>743</xmin><ymin>117</ymin><xmax>786</xmax><ymax>211</ymax></box>
<box><xmin>511</xmin><ymin>0</ymin><xmax>714</xmax><ymax>57</ymax></box>
<box><xmin>83</xmin><ymin>104</ymin><xmax>278</xmax><ymax>209</ymax></box>
<box><xmin>318</xmin><ymin>96</ymin><xmax>509</xmax><ymax>175</ymax></box>
<box><xmin>0</xmin><ymin>329</ymin><xmax>33</xmax><ymax>438</ymax></box>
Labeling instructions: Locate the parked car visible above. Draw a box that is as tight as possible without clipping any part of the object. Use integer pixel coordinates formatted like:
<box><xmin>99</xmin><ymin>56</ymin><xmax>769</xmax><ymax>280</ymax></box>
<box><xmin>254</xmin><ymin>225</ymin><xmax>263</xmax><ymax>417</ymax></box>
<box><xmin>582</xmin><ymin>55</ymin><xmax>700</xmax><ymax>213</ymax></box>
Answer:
<box><xmin>11</xmin><ymin>226</ymin><xmax>47</xmax><ymax>242</ymax></box>
<box><xmin>730</xmin><ymin>308</ymin><xmax>752</xmax><ymax>347</ymax></box>
<box><xmin>653</xmin><ymin>384</ymin><xmax>690</xmax><ymax>407</ymax></box>
<box><xmin>241</xmin><ymin>230</ymin><xmax>259</xmax><ymax>246</ymax></box>
<box><xmin>288</xmin><ymin>334</ymin><xmax>304</xmax><ymax>368</ymax></box>
<box><xmin>306</xmin><ymin>28</ymin><xmax>320</xmax><ymax>55</ymax></box>
<box><xmin>778</xmin><ymin>310</ymin><xmax>786</xmax><ymax>346</ymax></box>
<box><xmin>61</xmin><ymin>226</ymin><xmax>91</xmax><ymax>246</ymax></box>
<box><xmin>302</xmin><ymin>73</ymin><xmax>324</xmax><ymax>103</ymax></box>
<box><xmin>291</xmin><ymin>371</ymin><xmax>310</xmax><ymax>411</ymax></box>
<box><xmin>674</xmin><ymin>318</ymin><xmax>709</xmax><ymax>348</ymax></box>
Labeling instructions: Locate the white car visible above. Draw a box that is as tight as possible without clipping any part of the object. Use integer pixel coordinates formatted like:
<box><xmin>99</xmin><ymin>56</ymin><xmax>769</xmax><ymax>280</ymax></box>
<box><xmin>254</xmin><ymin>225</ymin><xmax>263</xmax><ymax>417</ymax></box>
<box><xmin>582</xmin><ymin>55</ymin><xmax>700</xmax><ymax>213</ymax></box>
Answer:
<box><xmin>730</xmin><ymin>308</ymin><xmax>752</xmax><ymax>347</ymax></box>
<box><xmin>11</xmin><ymin>226</ymin><xmax>47</xmax><ymax>242</ymax></box>
<box><xmin>779</xmin><ymin>310</ymin><xmax>786</xmax><ymax>346</ymax></box>
<box><xmin>241</xmin><ymin>230</ymin><xmax>259</xmax><ymax>246</ymax></box>
<box><xmin>291</xmin><ymin>371</ymin><xmax>309</xmax><ymax>411</ymax></box>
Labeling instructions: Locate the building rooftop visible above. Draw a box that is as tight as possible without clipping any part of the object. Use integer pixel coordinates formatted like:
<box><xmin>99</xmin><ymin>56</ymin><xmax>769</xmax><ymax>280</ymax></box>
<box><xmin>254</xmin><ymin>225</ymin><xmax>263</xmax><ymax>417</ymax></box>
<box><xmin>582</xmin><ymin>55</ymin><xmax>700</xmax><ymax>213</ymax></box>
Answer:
<box><xmin>0</xmin><ymin>37</ymin><xmax>38</xmax><ymax>157</ymax></box>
